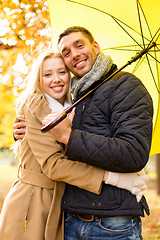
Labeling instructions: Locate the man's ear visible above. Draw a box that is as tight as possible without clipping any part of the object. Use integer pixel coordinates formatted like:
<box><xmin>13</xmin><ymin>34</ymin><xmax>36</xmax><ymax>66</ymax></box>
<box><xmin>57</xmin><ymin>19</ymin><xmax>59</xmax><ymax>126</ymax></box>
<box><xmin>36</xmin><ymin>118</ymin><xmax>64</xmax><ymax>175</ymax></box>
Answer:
<box><xmin>93</xmin><ymin>41</ymin><xmax>101</xmax><ymax>55</ymax></box>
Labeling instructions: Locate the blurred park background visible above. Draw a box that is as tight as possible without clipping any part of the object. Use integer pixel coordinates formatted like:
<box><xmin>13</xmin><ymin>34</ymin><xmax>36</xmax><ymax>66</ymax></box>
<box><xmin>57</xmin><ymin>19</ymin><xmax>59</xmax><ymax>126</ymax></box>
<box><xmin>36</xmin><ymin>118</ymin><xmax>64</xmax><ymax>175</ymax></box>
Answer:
<box><xmin>0</xmin><ymin>0</ymin><xmax>160</xmax><ymax>239</ymax></box>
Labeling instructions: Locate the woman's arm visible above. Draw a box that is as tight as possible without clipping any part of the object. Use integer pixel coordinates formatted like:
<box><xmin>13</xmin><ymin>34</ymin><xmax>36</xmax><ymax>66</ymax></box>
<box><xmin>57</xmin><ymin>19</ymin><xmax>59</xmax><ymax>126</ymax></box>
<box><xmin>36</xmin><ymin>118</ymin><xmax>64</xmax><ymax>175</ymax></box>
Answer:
<box><xmin>25</xmin><ymin>98</ymin><xmax>147</xmax><ymax>200</ymax></box>
<box><xmin>21</xmin><ymin>95</ymin><xmax>104</xmax><ymax>195</ymax></box>
<box><xmin>16</xmin><ymin>94</ymin><xmax>148</xmax><ymax>199</ymax></box>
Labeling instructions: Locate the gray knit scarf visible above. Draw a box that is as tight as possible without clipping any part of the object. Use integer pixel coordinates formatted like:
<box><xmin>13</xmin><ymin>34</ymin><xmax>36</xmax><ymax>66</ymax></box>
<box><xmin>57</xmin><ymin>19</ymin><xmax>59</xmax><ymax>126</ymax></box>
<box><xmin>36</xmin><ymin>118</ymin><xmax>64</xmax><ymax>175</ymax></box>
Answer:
<box><xmin>71</xmin><ymin>52</ymin><xmax>113</xmax><ymax>100</ymax></box>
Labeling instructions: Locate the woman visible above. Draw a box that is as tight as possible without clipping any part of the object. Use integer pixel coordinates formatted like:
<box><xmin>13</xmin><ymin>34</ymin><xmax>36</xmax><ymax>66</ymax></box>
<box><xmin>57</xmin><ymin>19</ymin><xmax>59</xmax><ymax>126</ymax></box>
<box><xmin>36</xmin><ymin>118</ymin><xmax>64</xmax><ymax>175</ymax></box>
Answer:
<box><xmin>0</xmin><ymin>51</ymin><xmax>147</xmax><ymax>240</ymax></box>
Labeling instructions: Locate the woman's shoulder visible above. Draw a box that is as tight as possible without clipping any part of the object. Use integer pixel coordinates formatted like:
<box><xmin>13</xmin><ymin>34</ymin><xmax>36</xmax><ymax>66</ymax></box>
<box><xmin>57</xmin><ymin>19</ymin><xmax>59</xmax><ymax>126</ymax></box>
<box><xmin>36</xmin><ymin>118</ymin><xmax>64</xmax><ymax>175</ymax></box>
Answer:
<box><xmin>18</xmin><ymin>91</ymin><xmax>46</xmax><ymax>115</ymax></box>
<box><xmin>25</xmin><ymin>92</ymin><xmax>51</xmax><ymax>122</ymax></box>
<box><xmin>26</xmin><ymin>92</ymin><xmax>44</xmax><ymax>110</ymax></box>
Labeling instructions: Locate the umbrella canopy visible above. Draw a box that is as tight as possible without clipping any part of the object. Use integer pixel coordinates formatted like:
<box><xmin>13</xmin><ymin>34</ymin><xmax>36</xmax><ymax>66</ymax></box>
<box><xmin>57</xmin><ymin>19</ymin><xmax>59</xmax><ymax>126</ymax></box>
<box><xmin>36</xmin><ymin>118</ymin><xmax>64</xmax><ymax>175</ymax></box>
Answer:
<box><xmin>47</xmin><ymin>0</ymin><xmax>160</xmax><ymax>156</ymax></box>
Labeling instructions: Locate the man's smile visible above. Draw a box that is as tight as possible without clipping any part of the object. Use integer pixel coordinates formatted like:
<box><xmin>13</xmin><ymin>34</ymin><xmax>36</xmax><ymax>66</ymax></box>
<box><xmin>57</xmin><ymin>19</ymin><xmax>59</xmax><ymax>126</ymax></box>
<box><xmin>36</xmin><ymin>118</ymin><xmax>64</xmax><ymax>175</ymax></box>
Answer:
<box><xmin>74</xmin><ymin>59</ymin><xmax>87</xmax><ymax>68</ymax></box>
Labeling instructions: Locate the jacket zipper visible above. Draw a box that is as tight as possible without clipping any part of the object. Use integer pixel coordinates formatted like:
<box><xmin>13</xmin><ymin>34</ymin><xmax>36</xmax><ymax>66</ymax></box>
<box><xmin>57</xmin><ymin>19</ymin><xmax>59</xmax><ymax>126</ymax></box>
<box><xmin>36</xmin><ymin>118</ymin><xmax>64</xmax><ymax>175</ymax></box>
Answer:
<box><xmin>83</xmin><ymin>102</ymin><xmax>86</xmax><ymax>112</ymax></box>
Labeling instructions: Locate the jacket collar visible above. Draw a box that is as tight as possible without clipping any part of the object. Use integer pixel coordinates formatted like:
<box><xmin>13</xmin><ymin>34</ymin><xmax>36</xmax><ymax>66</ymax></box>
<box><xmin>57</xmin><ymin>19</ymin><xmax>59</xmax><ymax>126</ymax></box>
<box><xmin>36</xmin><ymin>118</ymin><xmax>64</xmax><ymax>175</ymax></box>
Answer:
<box><xmin>74</xmin><ymin>64</ymin><xmax>117</xmax><ymax>101</ymax></box>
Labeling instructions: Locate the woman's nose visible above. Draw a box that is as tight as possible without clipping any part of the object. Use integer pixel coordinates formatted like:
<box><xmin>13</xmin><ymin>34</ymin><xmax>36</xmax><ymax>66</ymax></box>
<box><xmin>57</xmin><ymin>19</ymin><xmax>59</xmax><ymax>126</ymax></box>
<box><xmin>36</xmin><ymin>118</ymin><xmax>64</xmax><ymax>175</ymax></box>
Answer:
<box><xmin>52</xmin><ymin>73</ymin><xmax>60</xmax><ymax>82</ymax></box>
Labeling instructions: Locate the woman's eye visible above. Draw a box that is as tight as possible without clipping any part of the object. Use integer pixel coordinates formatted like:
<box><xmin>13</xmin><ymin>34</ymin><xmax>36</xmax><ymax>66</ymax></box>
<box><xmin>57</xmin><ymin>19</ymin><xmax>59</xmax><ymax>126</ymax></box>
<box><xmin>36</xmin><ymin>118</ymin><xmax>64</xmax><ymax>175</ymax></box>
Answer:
<box><xmin>44</xmin><ymin>73</ymin><xmax>51</xmax><ymax>77</ymax></box>
<box><xmin>59</xmin><ymin>71</ymin><xmax>66</xmax><ymax>75</ymax></box>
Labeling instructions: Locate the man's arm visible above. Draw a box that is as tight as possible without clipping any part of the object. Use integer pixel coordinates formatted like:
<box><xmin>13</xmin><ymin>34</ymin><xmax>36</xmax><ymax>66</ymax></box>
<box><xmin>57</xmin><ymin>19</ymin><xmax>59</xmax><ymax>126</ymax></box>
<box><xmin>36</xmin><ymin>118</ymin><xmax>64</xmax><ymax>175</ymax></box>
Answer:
<box><xmin>13</xmin><ymin>115</ymin><xmax>26</xmax><ymax>140</ymax></box>
<box><xmin>12</xmin><ymin>95</ymin><xmax>148</xmax><ymax>199</ymax></box>
<box><xmin>43</xmin><ymin>75</ymin><xmax>153</xmax><ymax>173</ymax></box>
<box><xmin>42</xmin><ymin>111</ymin><xmax>149</xmax><ymax>202</ymax></box>
<box><xmin>66</xmin><ymin>76</ymin><xmax>153</xmax><ymax>173</ymax></box>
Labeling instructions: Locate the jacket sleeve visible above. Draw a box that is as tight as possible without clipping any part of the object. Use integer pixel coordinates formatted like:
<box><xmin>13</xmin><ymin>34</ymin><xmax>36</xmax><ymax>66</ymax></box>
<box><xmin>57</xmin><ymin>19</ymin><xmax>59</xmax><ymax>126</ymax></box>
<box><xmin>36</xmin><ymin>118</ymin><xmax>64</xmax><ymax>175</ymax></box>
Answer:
<box><xmin>23</xmin><ymin>95</ymin><xmax>104</xmax><ymax>194</ymax></box>
<box><xmin>65</xmin><ymin>74</ymin><xmax>153</xmax><ymax>173</ymax></box>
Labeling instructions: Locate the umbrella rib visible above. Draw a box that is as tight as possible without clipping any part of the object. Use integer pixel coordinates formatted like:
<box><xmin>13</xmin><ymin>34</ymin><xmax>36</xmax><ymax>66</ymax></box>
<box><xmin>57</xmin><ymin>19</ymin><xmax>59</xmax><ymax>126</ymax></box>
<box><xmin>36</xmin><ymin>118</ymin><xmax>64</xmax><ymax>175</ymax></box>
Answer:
<box><xmin>102</xmin><ymin>44</ymin><xmax>160</xmax><ymax>65</ymax></box>
<box><xmin>132</xmin><ymin>56</ymin><xmax>145</xmax><ymax>74</ymax></box>
<box><xmin>67</xmin><ymin>0</ymin><xmax>160</xmax><ymax>70</ymax></box>
<box><xmin>146</xmin><ymin>30</ymin><xmax>160</xmax><ymax>64</ymax></box>
<box><xmin>139</xmin><ymin>28</ymin><xmax>160</xmax><ymax>92</ymax></box>
<box><xmin>67</xmin><ymin>0</ymin><xmax>160</xmax><ymax>53</ymax></box>
<box><xmin>103</xmin><ymin>44</ymin><xmax>159</xmax><ymax>52</ymax></box>
<box><xmin>66</xmin><ymin>0</ymin><xmax>160</xmax><ymax>92</ymax></box>
<box><xmin>146</xmin><ymin>53</ymin><xmax>159</xmax><ymax>93</ymax></box>
<box><xmin>137</xmin><ymin>0</ymin><xmax>152</xmax><ymax>39</ymax></box>
<box><xmin>154</xmin><ymin>45</ymin><xmax>160</xmax><ymax>90</ymax></box>
<box><xmin>66</xmin><ymin>0</ymin><xmax>151</xmax><ymax>44</ymax></box>
<box><xmin>103</xmin><ymin>48</ymin><xmax>140</xmax><ymax>52</ymax></box>
<box><xmin>111</xmin><ymin>17</ymin><xmax>142</xmax><ymax>49</ymax></box>
<box><xmin>136</xmin><ymin>0</ymin><xmax>145</xmax><ymax>47</ymax></box>
<box><xmin>153</xmin><ymin>29</ymin><xmax>160</xmax><ymax>47</ymax></box>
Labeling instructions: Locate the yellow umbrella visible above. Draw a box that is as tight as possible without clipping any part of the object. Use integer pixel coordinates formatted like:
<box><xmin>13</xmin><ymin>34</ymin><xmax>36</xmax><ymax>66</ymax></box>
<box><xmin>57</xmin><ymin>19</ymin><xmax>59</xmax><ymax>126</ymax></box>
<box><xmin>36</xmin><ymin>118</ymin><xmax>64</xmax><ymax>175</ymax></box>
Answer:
<box><xmin>47</xmin><ymin>0</ymin><xmax>160</xmax><ymax>156</ymax></box>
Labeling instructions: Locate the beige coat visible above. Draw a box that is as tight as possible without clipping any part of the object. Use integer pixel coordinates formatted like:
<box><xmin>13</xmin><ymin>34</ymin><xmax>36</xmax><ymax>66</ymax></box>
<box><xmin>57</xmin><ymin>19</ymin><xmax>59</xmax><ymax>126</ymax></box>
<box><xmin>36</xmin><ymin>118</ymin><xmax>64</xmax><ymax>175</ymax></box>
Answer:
<box><xmin>0</xmin><ymin>93</ymin><xmax>104</xmax><ymax>240</ymax></box>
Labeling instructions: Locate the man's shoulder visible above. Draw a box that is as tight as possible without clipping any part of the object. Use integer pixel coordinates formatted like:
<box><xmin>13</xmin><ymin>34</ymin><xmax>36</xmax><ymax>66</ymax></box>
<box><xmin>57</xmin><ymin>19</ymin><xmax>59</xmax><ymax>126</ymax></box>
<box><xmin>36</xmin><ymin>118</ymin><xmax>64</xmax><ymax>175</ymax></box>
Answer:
<box><xmin>111</xmin><ymin>71</ymin><xmax>130</xmax><ymax>81</ymax></box>
<box><xmin>110</xmin><ymin>71</ymin><xmax>146</xmax><ymax>90</ymax></box>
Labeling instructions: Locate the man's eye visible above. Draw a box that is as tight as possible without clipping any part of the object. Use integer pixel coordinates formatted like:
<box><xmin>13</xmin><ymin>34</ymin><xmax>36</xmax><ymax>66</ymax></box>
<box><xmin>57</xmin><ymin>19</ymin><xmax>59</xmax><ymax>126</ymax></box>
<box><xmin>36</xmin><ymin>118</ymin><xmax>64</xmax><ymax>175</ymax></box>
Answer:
<box><xmin>77</xmin><ymin>44</ymin><xmax>83</xmax><ymax>48</ymax></box>
<box><xmin>64</xmin><ymin>51</ymin><xmax>70</xmax><ymax>57</ymax></box>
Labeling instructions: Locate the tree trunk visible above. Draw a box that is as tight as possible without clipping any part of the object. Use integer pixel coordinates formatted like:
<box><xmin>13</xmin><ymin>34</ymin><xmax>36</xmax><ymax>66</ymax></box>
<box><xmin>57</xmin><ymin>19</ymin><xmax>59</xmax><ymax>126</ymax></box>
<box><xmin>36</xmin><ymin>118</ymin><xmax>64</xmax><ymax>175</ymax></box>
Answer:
<box><xmin>156</xmin><ymin>154</ymin><xmax>160</xmax><ymax>195</ymax></box>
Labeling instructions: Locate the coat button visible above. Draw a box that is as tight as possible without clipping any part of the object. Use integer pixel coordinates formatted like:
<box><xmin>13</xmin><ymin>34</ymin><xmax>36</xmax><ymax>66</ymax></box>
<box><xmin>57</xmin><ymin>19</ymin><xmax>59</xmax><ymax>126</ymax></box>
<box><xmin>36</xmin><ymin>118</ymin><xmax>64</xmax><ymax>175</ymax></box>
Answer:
<box><xmin>92</xmin><ymin>202</ymin><xmax>96</xmax><ymax>206</ymax></box>
<box><xmin>98</xmin><ymin>203</ymin><xmax>101</xmax><ymax>206</ymax></box>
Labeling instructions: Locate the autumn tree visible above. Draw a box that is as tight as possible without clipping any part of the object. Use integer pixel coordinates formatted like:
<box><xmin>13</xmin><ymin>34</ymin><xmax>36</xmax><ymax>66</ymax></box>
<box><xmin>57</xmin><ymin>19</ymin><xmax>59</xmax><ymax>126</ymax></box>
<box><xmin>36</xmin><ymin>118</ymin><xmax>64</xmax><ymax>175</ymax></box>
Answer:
<box><xmin>0</xmin><ymin>0</ymin><xmax>52</xmax><ymax>148</ymax></box>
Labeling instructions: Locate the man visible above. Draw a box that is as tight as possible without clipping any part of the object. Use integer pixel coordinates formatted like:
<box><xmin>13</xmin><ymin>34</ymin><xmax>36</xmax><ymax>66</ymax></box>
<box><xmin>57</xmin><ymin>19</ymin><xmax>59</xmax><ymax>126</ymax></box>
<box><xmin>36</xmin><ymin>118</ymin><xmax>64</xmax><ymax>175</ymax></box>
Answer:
<box><xmin>14</xmin><ymin>26</ymin><xmax>153</xmax><ymax>239</ymax></box>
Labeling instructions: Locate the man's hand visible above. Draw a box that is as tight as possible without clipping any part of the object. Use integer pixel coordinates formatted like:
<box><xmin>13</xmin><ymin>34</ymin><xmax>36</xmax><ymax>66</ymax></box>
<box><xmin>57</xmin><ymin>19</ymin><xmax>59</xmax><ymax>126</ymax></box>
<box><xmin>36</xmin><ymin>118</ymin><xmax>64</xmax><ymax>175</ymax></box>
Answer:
<box><xmin>13</xmin><ymin>115</ymin><xmax>26</xmax><ymax>140</ymax></box>
<box><xmin>42</xmin><ymin>109</ymin><xmax>75</xmax><ymax>144</ymax></box>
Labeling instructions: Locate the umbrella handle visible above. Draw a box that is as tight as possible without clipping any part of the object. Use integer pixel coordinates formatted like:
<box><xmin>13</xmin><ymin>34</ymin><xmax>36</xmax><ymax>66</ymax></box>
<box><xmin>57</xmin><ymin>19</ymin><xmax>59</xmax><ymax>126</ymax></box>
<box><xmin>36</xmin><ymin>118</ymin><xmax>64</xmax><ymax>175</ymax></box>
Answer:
<box><xmin>41</xmin><ymin>42</ymin><xmax>156</xmax><ymax>133</ymax></box>
<box><xmin>128</xmin><ymin>42</ymin><xmax>156</xmax><ymax>64</ymax></box>
<box><xmin>41</xmin><ymin>105</ymin><xmax>73</xmax><ymax>133</ymax></box>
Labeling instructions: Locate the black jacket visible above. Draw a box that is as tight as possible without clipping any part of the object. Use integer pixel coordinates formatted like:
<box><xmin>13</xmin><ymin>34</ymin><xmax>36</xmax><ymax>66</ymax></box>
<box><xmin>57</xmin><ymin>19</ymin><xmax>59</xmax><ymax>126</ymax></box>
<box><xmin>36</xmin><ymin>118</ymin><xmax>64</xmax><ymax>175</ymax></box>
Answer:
<box><xmin>62</xmin><ymin>66</ymin><xmax>153</xmax><ymax>217</ymax></box>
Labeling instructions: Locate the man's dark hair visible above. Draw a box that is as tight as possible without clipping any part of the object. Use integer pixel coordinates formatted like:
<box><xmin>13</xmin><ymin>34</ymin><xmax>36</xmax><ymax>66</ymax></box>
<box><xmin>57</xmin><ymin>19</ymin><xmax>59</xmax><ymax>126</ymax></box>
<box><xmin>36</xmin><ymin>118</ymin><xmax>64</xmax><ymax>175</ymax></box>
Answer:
<box><xmin>58</xmin><ymin>26</ymin><xmax>95</xmax><ymax>44</ymax></box>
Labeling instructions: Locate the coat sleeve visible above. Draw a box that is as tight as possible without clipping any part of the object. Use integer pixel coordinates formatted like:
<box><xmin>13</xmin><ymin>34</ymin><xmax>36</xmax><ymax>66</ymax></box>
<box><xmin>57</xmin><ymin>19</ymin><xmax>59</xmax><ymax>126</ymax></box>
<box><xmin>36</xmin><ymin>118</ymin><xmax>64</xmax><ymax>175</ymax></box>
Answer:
<box><xmin>23</xmin><ymin>95</ymin><xmax>104</xmax><ymax>194</ymax></box>
<box><xmin>65</xmin><ymin>74</ymin><xmax>153</xmax><ymax>173</ymax></box>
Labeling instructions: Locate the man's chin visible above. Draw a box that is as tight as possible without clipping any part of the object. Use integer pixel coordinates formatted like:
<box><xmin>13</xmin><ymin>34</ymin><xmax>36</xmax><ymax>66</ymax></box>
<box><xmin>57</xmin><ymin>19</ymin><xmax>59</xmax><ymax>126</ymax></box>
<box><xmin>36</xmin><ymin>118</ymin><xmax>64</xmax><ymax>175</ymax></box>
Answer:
<box><xmin>74</xmin><ymin>67</ymin><xmax>90</xmax><ymax>78</ymax></box>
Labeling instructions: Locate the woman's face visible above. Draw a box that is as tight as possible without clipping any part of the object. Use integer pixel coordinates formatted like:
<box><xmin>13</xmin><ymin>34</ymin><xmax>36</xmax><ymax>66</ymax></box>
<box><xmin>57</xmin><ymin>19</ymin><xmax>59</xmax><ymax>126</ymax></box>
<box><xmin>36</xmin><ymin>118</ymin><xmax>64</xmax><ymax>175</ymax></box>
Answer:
<box><xmin>42</xmin><ymin>56</ymin><xmax>70</xmax><ymax>105</ymax></box>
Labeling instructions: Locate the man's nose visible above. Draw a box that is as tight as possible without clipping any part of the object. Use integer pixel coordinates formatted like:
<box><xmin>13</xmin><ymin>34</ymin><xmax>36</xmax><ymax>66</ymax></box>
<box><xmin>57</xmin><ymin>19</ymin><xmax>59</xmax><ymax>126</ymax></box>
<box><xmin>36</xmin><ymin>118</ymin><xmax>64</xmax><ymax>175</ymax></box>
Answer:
<box><xmin>71</xmin><ymin>48</ymin><xmax>80</xmax><ymax>59</ymax></box>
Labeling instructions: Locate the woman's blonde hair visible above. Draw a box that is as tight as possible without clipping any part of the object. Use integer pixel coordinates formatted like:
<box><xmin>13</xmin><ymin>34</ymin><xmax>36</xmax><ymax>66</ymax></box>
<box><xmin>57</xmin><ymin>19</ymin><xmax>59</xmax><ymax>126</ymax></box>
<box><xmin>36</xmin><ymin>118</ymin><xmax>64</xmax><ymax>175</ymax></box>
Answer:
<box><xmin>13</xmin><ymin>50</ymin><xmax>71</xmax><ymax>156</ymax></box>
<box><xmin>16</xmin><ymin>50</ymin><xmax>71</xmax><ymax>113</ymax></box>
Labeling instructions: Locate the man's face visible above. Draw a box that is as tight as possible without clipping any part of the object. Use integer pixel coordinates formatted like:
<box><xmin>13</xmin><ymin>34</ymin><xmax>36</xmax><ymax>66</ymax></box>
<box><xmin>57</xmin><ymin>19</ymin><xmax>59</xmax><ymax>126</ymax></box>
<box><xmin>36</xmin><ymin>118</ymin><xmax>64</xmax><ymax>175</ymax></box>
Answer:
<box><xmin>58</xmin><ymin>32</ymin><xmax>100</xmax><ymax>78</ymax></box>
